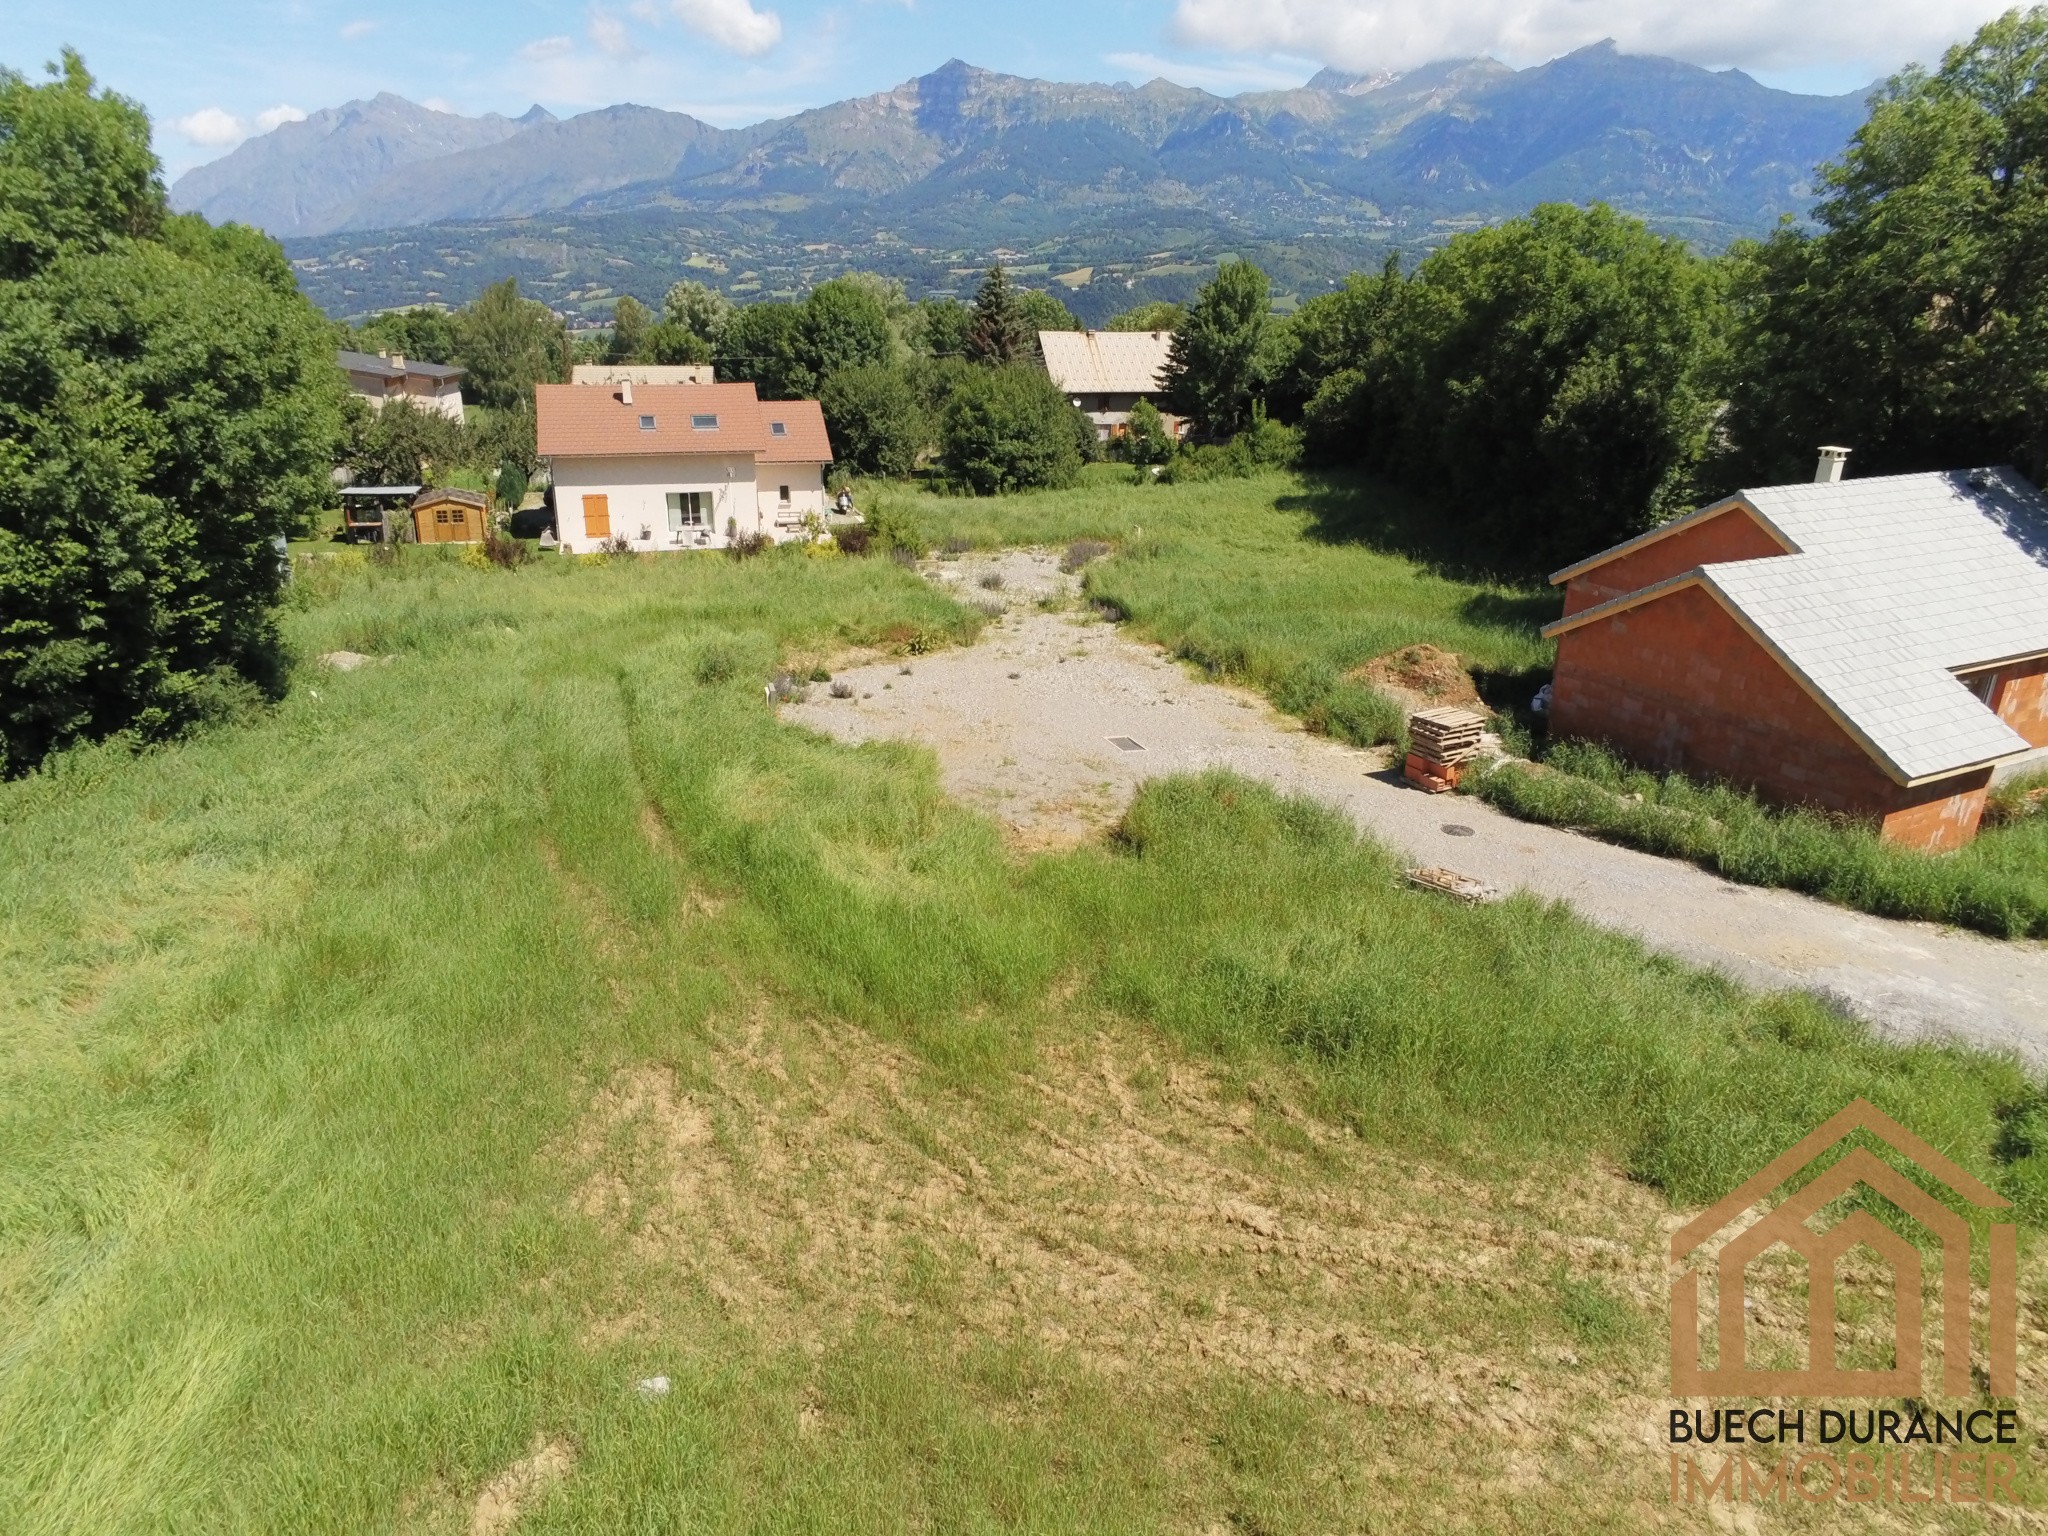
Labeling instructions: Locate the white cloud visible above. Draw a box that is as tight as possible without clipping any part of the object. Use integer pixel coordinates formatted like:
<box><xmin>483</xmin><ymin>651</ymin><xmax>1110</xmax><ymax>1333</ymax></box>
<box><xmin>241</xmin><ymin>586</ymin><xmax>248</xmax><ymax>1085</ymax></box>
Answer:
<box><xmin>340</xmin><ymin>18</ymin><xmax>378</xmax><ymax>41</ymax></box>
<box><xmin>255</xmin><ymin>104</ymin><xmax>307</xmax><ymax>132</ymax></box>
<box><xmin>670</xmin><ymin>0</ymin><xmax>782</xmax><ymax>56</ymax></box>
<box><xmin>628</xmin><ymin>0</ymin><xmax>662</xmax><ymax>22</ymax></box>
<box><xmin>175</xmin><ymin>106</ymin><xmax>245</xmax><ymax>146</ymax></box>
<box><xmin>590</xmin><ymin>8</ymin><xmax>639</xmax><ymax>58</ymax></box>
<box><xmin>521</xmin><ymin>34</ymin><xmax>577</xmax><ymax>60</ymax></box>
<box><xmin>421</xmin><ymin>97</ymin><xmax>459</xmax><ymax>113</ymax></box>
<box><xmin>1168</xmin><ymin>0</ymin><xmax>2016</xmax><ymax>78</ymax></box>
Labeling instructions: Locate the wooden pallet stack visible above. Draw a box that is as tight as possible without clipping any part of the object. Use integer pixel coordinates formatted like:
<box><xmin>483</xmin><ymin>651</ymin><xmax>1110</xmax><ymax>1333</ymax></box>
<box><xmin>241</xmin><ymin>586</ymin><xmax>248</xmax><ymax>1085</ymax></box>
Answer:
<box><xmin>1404</xmin><ymin>706</ymin><xmax>1486</xmax><ymax>793</ymax></box>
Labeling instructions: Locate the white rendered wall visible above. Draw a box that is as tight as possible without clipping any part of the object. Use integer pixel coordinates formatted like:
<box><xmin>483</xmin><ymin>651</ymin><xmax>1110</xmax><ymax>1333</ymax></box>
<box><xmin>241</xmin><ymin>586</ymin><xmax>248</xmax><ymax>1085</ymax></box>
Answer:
<box><xmin>763</xmin><ymin>464</ymin><xmax>828</xmax><ymax>530</ymax></box>
<box><xmin>548</xmin><ymin>454</ymin><xmax>840</xmax><ymax>552</ymax></box>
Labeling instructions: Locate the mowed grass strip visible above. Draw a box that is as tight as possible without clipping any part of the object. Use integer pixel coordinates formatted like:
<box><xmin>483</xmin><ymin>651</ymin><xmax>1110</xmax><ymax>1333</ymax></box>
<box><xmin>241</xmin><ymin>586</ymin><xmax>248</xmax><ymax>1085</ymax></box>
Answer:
<box><xmin>2</xmin><ymin>546</ymin><xmax>2043</xmax><ymax>1531</ymax></box>
<box><xmin>899</xmin><ymin>468</ymin><xmax>1557</xmax><ymax>747</ymax></box>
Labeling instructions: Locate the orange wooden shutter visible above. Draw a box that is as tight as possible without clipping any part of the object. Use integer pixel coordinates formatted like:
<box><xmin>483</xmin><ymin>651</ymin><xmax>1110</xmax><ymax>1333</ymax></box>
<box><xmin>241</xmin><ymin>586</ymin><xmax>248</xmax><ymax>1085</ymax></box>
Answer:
<box><xmin>582</xmin><ymin>494</ymin><xmax>610</xmax><ymax>538</ymax></box>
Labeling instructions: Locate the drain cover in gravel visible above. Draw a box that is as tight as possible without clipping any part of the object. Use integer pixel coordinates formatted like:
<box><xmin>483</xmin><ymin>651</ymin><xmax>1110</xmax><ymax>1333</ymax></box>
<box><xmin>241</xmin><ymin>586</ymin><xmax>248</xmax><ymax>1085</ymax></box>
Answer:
<box><xmin>1441</xmin><ymin>823</ymin><xmax>1476</xmax><ymax>837</ymax></box>
<box><xmin>1109</xmin><ymin>737</ymin><xmax>1146</xmax><ymax>751</ymax></box>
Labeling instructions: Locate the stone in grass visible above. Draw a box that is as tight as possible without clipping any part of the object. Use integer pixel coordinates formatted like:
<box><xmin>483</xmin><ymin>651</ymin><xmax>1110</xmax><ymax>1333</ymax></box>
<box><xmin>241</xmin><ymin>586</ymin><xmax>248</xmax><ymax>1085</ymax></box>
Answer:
<box><xmin>635</xmin><ymin>1375</ymin><xmax>671</xmax><ymax>1398</ymax></box>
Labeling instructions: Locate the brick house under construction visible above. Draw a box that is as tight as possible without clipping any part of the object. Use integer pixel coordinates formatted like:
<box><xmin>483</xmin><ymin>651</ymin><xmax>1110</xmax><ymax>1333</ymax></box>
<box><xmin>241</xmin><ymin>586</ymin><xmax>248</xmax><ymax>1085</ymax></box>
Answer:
<box><xmin>1543</xmin><ymin>461</ymin><xmax>2048</xmax><ymax>852</ymax></box>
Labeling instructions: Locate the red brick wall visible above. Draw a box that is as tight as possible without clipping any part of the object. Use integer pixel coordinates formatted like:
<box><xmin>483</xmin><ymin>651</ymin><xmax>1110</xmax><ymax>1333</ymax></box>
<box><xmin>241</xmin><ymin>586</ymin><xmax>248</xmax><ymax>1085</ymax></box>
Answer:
<box><xmin>1561</xmin><ymin>505</ymin><xmax>1789</xmax><ymax>618</ymax></box>
<box><xmin>1551</xmin><ymin>584</ymin><xmax>1988</xmax><ymax>851</ymax></box>
<box><xmin>1973</xmin><ymin>656</ymin><xmax>2048</xmax><ymax>749</ymax></box>
<box><xmin>1880</xmin><ymin>781</ymin><xmax>1990</xmax><ymax>853</ymax></box>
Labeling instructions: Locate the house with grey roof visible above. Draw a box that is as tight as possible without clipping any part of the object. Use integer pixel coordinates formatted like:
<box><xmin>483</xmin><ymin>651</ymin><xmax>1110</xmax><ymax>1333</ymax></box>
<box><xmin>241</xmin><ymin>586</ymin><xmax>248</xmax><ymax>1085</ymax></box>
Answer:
<box><xmin>1037</xmin><ymin>330</ymin><xmax>1187</xmax><ymax>444</ymax></box>
<box><xmin>1542</xmin><ymin>454</ymin><xmax>2048</xmax><ymax>851</ymax></box>
<box><xmin>338</xmin><ymin>349</ymin><xmax>466</xmax><ymax>424</ymax></box>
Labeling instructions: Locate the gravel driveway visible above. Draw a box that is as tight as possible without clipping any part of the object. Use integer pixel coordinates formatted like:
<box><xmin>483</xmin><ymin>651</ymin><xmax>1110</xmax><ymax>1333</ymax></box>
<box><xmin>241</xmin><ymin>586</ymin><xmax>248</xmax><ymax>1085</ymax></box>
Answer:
<box><xmin>785</xmin><ymin>551</ymin><xmax>2048</xmax><ymax>1062</ymax></box>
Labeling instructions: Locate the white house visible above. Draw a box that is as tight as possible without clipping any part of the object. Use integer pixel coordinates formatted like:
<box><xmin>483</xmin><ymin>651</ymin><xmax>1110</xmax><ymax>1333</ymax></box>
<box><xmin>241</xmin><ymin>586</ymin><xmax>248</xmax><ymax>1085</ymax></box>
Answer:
<box><xmin>1038</xmin><ymin>329</ymin><xmax>1187</xmax><ymax>443</ymax></box>
<box><xmin>536</xmin><ymin>380</ymin><xmax>834</xmax><ymax>553</ymax></box>
<box><xmin>337</xmin><ymin>349</ymin><xmax>467</xmax><ymax>423</ymax></box>
<box><xmin>569</xmin><ymin>364</ymin><xmax>716</xmax><ymax>386</ymax></box>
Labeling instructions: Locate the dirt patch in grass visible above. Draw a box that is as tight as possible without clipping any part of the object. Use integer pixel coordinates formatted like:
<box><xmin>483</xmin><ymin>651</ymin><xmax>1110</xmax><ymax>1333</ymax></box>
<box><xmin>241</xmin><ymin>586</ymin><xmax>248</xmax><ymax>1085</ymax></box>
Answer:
<box><xmin>561</xmin><ymin>1005</ymin><xmax>1695</xmax><ymax>1514</ymax></box>
<box><xmin>1353</xmin><ymin>643</ymin><xmax>1483</xmax><ymax>712</ymax></box>
<box><xmin>469</xmin><ymin>1437</ymin><xmax>574</xmax><ymax>1536</ymax></box>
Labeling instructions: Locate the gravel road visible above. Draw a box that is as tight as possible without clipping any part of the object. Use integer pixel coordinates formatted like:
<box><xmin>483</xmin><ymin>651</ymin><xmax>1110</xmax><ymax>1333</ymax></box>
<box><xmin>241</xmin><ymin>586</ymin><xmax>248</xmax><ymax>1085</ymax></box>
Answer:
<box><xmin>784</xmin><ymin>551</ymin><xmax>2048</xmax><ymax>1062</ymax></box>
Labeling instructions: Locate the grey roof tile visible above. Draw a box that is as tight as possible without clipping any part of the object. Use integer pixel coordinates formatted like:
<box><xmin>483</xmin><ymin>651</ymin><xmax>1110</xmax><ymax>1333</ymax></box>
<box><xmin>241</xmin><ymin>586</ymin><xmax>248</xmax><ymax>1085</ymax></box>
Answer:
<box><xmin>1701</xmin><ymin>469</ymin><xmax>2048</xmax><ymax>781</ymax></box>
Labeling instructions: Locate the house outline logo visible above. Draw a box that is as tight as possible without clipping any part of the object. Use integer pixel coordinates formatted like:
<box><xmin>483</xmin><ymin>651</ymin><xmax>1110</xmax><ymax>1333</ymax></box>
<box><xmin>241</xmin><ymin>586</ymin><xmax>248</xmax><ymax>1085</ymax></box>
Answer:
<box><xmin>1671</xmin><ymin>1099</ymin><xmax>2018</xmax><ymax>1398</ymax></box>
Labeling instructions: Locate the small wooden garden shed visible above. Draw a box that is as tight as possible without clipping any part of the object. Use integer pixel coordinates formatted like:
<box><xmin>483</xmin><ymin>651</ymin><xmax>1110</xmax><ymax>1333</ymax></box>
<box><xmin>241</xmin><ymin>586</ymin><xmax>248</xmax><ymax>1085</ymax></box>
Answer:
<box><xmin>412</xmin><ymin>488</ymin><xmax>488</xmax><ymax>545</ymax></box>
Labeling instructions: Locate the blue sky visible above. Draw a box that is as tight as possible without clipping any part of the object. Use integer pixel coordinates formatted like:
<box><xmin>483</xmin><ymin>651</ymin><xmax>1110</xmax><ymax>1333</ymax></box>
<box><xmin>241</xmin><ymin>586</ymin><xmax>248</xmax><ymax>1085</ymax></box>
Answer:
<box><xmin>2</xmin><ymin>0</ymin><xmax>2019</xmax><ymax>179</ymax></box>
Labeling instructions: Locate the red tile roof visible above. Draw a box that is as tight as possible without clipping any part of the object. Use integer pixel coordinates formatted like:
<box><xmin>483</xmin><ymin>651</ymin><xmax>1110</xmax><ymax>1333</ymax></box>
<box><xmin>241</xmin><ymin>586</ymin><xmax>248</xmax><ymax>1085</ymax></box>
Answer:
<box><xmin>757</xmin><ymin>399</ymin><xmax>832</xmax><ymax>464</ymax></box>
<box><xmin>535</xmin><ymin>381</ymin><xmax>834</xmax><ymax>466</ymax></box>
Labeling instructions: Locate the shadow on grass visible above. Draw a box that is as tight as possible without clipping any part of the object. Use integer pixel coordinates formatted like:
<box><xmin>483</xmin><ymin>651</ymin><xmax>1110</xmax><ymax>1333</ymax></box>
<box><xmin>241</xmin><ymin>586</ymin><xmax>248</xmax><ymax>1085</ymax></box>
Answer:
<box><xmin>1280</xmin><ymin>470</ymin><xmax>1566</xmax><ymax>592</ymax></box>
<box><xmin>1459</xmin><ymin>589</ymin><xmax>1561</xmax><ymax>631</ymax></box>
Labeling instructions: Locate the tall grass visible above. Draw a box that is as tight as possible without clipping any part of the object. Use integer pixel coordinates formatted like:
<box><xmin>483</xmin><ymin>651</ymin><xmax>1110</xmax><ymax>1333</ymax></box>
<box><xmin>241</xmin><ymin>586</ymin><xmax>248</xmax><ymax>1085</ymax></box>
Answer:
<box><xmin>1466</xmin><ymin>741</ymin><xmax>2048</xmax><ymax>940</ymax></box>
<box><xmin>2</xmin><ymin>546</ymin><xmax>2042</xmax><ymax>1529</ymax></box>
<box><xmin>901</xmin><ymin>470</ymin><xmax>1557</xmax><ymax>749</ymax></box>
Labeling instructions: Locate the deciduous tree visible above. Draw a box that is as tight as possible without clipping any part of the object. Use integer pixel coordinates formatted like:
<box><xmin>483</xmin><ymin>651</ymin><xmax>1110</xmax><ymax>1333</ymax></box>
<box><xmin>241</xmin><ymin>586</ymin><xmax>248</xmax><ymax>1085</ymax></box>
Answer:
<box><xmin>716</xmin><ymin>301</ymin><xmax>808</xmax><ymax>398</ymax></box>
<box><xmin>1718</xmin><ymin>8</ymin><xmax>2048</xmax><ymax>484</ymax></box>
<box><xmin>1377</xmin><ymin>204</ymin><xmax>1723</xmax><ymax>569</ymax></box>
<box><xmin>1105</xmin><ymin>301</ymin><xmax>1184</xmax><ymax>333</ymax></box>
<box><xmin>453</xmin><ymin>278</ymin><xmax>568</xmax><ymax>409</ymax></box>
<box><xmin>352</xmin><ymin>306</ymin><xmax>458</xmax><ymax>364</ymax></box>
<box><xmin>820</xmin><ymin>364</ymin><xmax>925</xmax><ymax>477</ymax></box>
<box><xmin>940</xmin><ymin>366</ymin><xmax>1086</xmax><ymax>494</ymax></box>
<box><xmin>0</xmin><ymin>57</ymin><xmax>341</xmax><ymax>772</ymax></box>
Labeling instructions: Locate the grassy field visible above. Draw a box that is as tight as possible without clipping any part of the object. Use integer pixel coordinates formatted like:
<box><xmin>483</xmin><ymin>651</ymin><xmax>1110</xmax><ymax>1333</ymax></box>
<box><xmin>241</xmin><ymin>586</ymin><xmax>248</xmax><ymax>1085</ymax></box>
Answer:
<box><xmin>5</xmin><ymin>535</ymin><xmax>2048</xmax><ymax>1531</ymax></box>
<box><xmin>892</xmin><ymin>468</ymin><xmax>1556</xmax><ymax>748</ymax></box>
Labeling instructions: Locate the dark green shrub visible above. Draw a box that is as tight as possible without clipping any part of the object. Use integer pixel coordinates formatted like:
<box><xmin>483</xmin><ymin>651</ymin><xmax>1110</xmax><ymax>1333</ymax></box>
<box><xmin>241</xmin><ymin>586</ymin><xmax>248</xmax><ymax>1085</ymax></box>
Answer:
<box><xmin>0</xmin><ymin>61</ymin><xmax>341</xmax><ymax>774</ymax></box>
<box><xmin>865</xmin><ymin>500</ymin><xmax>926</xmax><ymax>558</ymax></box>
<box><xmin>820</xmin><ymin>364</ymin><xmax>926</xmax><ymax>477</ymax></box>
<box><xmin>1121</xmin><ymin>399</ymin><xmax>1175</xmax><ymax>466</ymax></box>
<box><xmin>939</xmin><ymin>367</ymin><xmax>1085</xmax><ymax>495</ymax></box>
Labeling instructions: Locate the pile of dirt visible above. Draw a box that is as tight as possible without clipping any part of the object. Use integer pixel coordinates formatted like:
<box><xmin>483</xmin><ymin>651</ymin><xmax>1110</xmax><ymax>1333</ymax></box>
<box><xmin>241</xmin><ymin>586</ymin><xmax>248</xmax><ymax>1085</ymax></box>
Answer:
<box><xmin>1353</xmin><ymin>644</ymin><xmax>1483</xmax><ymax>711</ymax></box>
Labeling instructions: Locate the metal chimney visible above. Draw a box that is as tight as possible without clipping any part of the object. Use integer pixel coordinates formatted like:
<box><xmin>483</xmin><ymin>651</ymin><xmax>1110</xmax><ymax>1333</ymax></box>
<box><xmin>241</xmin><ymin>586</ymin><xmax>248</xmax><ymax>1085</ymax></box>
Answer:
<box><xmin>1814</xmin><ymin>446</ymin><xmax>1850</xmax><ymax>484</ymax></box>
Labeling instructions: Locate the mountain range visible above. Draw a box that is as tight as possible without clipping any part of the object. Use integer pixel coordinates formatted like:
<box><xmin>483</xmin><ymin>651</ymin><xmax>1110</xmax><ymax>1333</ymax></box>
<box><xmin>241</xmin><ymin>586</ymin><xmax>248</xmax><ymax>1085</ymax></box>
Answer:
<box><xmin>171</xmin><ymin>49</ymin><xmax>1875</xmax><ymax>321</ymax></box>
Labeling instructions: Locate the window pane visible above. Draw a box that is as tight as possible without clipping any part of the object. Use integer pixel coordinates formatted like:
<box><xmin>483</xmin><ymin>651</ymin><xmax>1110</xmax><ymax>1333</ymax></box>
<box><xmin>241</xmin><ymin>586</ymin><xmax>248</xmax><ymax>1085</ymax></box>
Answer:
<box><xmin>691</xmin><ymin>414</ymin><xmax>718</xmax><ymax>430</ymax></box>
<box><xmin>639</xmin><ymin>414</ymin><xmax>656</xmax><ymax>431</ymax></box>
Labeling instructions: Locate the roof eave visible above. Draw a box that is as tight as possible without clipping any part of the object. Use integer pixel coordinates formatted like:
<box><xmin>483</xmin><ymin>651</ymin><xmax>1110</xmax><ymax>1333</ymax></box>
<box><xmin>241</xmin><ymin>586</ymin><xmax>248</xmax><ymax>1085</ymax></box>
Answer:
<box><xmin>1546</xmin><ymin>569</ymin><xmax>2022</xmax><ymax>788</ymax></box>
<box><xmin>1546</xmin><ymin>497</ymin><xmax>1799</xmax><ymax>587</ymax></box>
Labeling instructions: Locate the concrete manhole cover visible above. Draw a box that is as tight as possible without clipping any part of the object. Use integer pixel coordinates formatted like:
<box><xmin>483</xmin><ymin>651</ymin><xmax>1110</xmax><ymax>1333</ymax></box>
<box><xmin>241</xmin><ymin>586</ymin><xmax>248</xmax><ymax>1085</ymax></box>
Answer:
<box><xmin>1109</xmin><ymin>737</ymin><xmax>1146</xmax><ymax>751</ymax></box>
<box><xmin>1441</xmin><ymin>824</ymin><xmax>1476</xmax><ymax>837</ymax></box>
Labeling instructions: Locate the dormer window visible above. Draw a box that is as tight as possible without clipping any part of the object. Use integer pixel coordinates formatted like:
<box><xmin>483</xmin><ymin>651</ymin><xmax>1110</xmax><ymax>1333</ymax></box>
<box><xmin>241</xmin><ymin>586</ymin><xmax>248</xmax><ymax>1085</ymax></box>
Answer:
<box><xmin>770</xmin><ymin>421</ymin><xmax>788</xmax><ymax>437</ymax></box>
<box><xmin>638</xmin><ymin>414</ymin><xmax>656</xmax><ymax>431</ymax></box>
<box><xmin>691</xmin><ymin>413</ymin><xmax>719</xmax><ymax>431</ymax></box>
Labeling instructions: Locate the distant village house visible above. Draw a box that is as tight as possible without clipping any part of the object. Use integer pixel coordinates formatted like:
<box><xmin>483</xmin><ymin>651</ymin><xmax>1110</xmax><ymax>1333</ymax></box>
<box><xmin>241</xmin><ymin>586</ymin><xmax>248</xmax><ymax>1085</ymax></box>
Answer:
<box><xmin>338</xmin><ymin>349</ymin><xmax>467</xmax><ymax>423</ymax></box>
<box><xmin>1038</xmin><ymin>330</ymin><xmax>1187</xmax><ymax>444</ymax></box>
<box><xmin>537</xmin><ymin>379</ymin><xmax>833</xmax><ymax>553</ymax></box>
<box><xmin>570</xmin><ymin>364</ymin><xmax>716</xmax><ymax>387</ymax></box>
<box><xmin>1543</xmin><ymin>453</ymin><xmax>2048</xmax><ymax>852</ymax></box>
